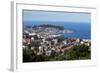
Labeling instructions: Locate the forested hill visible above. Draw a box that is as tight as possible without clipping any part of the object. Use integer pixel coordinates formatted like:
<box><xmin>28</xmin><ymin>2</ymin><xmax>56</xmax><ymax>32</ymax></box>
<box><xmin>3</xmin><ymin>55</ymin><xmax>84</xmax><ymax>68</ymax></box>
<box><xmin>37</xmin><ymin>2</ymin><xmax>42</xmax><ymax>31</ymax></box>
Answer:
<box><xmin>32</xmin><ymin>24</ymin><xmax>64</xmax><ymax>30</ymax></box>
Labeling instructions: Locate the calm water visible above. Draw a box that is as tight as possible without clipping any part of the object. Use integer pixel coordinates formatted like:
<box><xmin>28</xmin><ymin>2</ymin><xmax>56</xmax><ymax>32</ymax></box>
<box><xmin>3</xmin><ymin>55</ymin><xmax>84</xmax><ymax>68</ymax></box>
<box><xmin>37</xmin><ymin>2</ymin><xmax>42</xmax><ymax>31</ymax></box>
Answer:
<box><xmin>23</xmin><ymin>21</ymin><xmax>91</xmax><ymax>39</ymax></box>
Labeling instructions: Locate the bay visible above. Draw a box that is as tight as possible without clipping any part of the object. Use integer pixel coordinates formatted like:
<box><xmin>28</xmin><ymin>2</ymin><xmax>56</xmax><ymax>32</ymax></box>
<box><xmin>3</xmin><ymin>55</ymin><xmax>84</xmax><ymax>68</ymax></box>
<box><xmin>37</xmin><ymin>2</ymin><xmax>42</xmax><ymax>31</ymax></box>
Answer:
<box><xmin>23</xmin><ymin>21</ymin><xmax>91</xmax><ymax>39</ymax></box>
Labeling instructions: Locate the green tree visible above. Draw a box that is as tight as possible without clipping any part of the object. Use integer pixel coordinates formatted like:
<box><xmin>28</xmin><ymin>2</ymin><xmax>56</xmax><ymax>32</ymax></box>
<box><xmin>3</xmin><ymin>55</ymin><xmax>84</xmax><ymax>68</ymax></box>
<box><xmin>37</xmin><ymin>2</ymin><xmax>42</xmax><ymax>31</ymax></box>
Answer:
<box><xmin>67</xmin><ymin>44</ymin><xmax>91</xmax><ymax>60</ymax></box>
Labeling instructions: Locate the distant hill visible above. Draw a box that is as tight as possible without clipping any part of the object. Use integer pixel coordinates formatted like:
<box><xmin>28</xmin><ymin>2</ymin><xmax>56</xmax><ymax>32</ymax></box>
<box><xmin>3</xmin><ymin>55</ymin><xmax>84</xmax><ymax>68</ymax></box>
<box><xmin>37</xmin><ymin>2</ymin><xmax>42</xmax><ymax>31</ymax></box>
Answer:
<box><xmin>32</xmin><ymin>24</ymin><xmax>64</xmax><ymax>30</ymax></box>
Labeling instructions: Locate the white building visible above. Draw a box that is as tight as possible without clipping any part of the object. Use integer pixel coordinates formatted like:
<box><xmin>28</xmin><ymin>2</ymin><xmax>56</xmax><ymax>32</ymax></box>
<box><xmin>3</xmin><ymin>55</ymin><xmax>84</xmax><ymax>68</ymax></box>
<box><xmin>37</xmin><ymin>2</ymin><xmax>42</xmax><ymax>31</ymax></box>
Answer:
<box><xmin>52</xmin><ymin>39</ymin><xmax>58</xmax><ymax>44</ymax></box>
<box><xmin>29</xmin><ymin>33</ymin><xmax>36</xmax><ymax>36</ymax></box>
<box><xmin>76</xmin><ymin>38</ymin><xmax>81</xmax><ymax>43</ymax></box>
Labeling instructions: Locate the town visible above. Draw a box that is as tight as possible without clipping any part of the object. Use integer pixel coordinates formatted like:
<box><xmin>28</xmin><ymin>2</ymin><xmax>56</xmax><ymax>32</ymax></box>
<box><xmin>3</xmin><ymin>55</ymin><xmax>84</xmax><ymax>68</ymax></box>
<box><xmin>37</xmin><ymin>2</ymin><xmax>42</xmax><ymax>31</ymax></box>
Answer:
<box><xmin>23</xmin><ymin>24</ymin><xmax>91</xmax><ymax>62</ymax></box>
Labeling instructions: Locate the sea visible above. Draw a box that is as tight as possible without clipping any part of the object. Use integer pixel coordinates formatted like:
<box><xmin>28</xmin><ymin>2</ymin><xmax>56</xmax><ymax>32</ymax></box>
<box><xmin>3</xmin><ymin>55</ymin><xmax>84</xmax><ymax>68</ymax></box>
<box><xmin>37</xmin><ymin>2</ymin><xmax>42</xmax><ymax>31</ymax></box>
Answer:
<box><xmin>23</xmin><ymin>21</ymin><xmax>91</xmax><ymax>39</ymax></box>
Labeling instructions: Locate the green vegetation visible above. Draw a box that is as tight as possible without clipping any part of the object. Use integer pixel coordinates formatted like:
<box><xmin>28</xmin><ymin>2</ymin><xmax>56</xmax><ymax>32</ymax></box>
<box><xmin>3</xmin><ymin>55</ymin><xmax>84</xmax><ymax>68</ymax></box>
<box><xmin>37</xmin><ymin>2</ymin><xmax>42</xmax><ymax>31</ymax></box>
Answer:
<box><xmin>23</xmin><ymin>49</ymin><xmax>34</xmax><ymax>62</ymax></box>
<box><xmin>23</xmin><ymin>49</ymin><xmax>50</xmax><ymax>62</ymax></box>
<box><xmin>57</xmin><ymin>36</ymin><xmax>66</xmax><ymax>43</ymax></box>
<box><xmin>31</xmin><ymin>41</ymin><xmax>40</xmax><ymax>48</ymax></box>
<box><xmin>49</xmin><ymin>44</ymin><xmax>90</xmax><ymax>61</ymax></box>
<box><xmin>32</xmin><ymin>24</ymin><xmax>64</xmax><ymax>30</ymax></box>
<box><xmin>23</xmin><ymin>44</ymin><xmax>91</xmax><ymax>62</ymax></box>
<box><xmin>33</xmin><ymin>35</ymin><xmax>39</xmax><ymax>40</ymax></box>
<box><xmin>67</xmin><ymin>44</ymin><xmax>91</xmax><ymax>60</ymax></box>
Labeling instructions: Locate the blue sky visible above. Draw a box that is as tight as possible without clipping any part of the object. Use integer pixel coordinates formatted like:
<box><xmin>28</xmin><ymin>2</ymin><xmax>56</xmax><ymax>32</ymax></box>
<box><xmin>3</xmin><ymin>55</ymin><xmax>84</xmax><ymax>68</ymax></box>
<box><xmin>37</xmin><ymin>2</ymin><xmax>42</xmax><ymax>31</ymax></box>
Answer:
<box><xmin>23</xmin><ymin>10</ymin><xmax>91</xmax><ymax>23</ymax></box>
